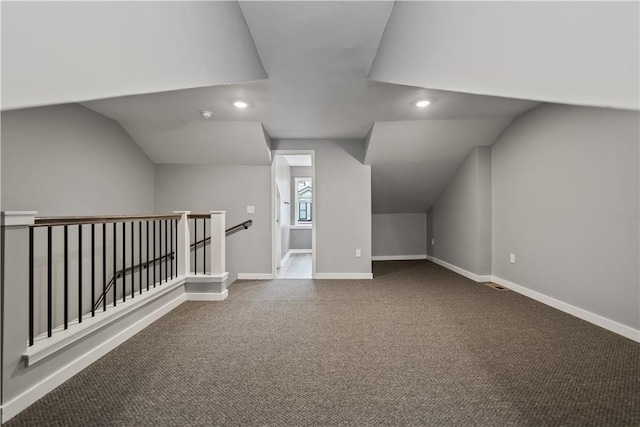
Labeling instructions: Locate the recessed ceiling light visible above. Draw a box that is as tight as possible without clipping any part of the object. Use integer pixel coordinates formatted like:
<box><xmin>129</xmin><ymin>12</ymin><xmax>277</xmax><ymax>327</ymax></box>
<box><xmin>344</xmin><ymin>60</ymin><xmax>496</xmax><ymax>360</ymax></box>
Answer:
<box><xmin>200</xmin><ymin>110</ymin><xmax>212</xmax><ymax>119</ymax></box>
<box><xmin>234</xmin><ymin>101</ymin><xmax>249</xmax><ymax>109</ymax></box>
<box><xmin>416</xmin><ymin>100</ymin><xmax>431</xmax><ymax>108</ymax></box>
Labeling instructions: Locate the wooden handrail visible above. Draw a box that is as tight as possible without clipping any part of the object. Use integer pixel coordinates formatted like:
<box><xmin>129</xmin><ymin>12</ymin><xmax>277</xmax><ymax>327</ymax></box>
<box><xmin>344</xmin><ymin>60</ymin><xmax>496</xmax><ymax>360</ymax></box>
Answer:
<box><xmin>92</xmin><ymin>219</ymin><xmax>253</xmax><ymax>311</ymax></box>
<box><xmin>187</xmin><ymin>213</ymin><xmax>212</xmax><ymax>219</ymax></box>
<box><xmin>33</xmin><ymin>214</ymin><xmax>181</xmax><ymax>227</ymax></box>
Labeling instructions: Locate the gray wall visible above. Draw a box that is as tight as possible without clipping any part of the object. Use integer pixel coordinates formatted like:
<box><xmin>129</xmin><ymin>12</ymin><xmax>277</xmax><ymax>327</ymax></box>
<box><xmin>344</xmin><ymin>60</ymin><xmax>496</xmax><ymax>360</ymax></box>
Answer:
<box><xmin>1</xmin><ymin>103</ymin><xmax>158</xmax><ymax>342</ymax></box>
<box><xmin>430</xmin><ymin>146</ymin><xmax>492</xmax><ymax>275</ymax></box>
<box><xmin>372</xmin><ymin>213</ymin><xmax>426</xmax><ymax>257</ymax></box>
<box><xmin>154</xmin><ymin>164</ymin><xmax>272</xmax><ymax>283</ymax></box>
<box><xmin>492</xmin><ymin>104</ymin><xmax>639</xmax><ymax>329</ymax></box>
<box><xmin>274</xmin><ymin>156</ymin><xmax>291</xmax><ymax>262</ymax></box>
<box><xmin>290</xmin><ymin>228</ymin><xmax>312</xmax><ymax>250</ymax></box>
<box><xmin>273</xmin><ymin>140</ymin><xmax>371</xmax><ymax>275</ymax></box>
<box><xmin>1</xmin><ymin>104</ymin><xmax>155</xmax><ymax>215</ymax></box>
<box><xmin>0</xmin><ymin>104</ymin><xmax>164</xmax><ymax>407</ymax></box>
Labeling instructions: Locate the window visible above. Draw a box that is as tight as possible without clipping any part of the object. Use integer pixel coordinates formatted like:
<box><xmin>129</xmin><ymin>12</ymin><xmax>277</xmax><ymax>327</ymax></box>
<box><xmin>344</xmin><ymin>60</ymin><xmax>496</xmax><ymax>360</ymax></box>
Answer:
<box><xmin>295</xmin><ymin>177</ymin><xmax>312</xmax><ymax>224</ymax></box>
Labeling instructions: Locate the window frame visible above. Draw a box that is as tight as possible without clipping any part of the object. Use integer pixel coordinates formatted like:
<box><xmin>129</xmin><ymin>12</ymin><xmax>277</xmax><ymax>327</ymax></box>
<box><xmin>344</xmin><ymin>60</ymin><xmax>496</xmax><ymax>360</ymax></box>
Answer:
<box><xmin>294</xmin><ymin>176</ymin><xmax>313</xmax><ymax>225</ymax></box>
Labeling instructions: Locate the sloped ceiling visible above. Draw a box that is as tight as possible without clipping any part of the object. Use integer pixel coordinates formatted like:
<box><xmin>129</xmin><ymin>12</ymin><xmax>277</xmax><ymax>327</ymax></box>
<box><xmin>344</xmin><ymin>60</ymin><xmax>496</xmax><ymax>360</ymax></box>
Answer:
<box><xmin>237</xmin><ymin>0</ymin><xmax>395</xmax><ymax>138</ymax></box>
<box><xmin>1</xmin><ymin>1</ymin><xmax>266</xmax><ymax>111</ymax></box>
<box><xmin>4</xmin><ymin>2</ymin><xmax>634</xmax><ymax>213</ymax></box>
<box><xmin>365</xmin><ymin>119</ymin><xmax>513</xmax><ymax>213</ymax></box>
<box><xmin>124</xmin><ymin>121</ymin><xmax>271</xmax><ymax>166</ymax></box>
<box><xmin>369</xmin><ymin>1</ymin><xmax>639</xmax><ymax>111</ymax></box>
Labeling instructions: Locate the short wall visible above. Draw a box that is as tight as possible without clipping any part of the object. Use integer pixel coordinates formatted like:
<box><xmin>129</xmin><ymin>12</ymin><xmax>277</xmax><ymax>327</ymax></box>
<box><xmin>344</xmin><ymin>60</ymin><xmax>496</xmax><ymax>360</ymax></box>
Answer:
<box><xmin>372</xmin><ymin>213</ymin><xmax>426</xmax><ymax>259</ymax></box>
<box><xmin>429</xmin><ymin>146</ymin><xmax>491</xmax><ymax>276</ymax></box>
<box><xmin>492</xmin><ymin>104</ymin><xmax>639</xmax><ymax>332</ymax></box>
<box><xmin>1</xmin><ymin>268</ymin><xmax>228</xmax><ymax>423</ymax></box>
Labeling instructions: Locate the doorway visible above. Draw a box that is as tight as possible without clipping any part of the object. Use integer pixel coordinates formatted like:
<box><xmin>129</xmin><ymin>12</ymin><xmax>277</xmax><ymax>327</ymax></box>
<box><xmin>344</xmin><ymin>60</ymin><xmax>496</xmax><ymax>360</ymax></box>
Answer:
<box><xmin>271</xmin><ymin>150</ymin><xmax>315</xmax><ymax>279</ymax></box>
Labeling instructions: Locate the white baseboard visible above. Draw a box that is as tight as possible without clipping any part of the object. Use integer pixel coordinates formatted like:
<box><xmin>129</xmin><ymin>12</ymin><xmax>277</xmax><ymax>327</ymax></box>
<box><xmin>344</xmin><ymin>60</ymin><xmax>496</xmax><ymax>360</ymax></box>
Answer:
<box><xmin>185</xmin><ymin>289</ymin><xmax>228</xmax><ymax>301</ymax></box>
<box><xmin>429</xmin><ymin>257</ymin><xmax>492</xmax><ymax>283</ymax></box>
<box><xmin>237</xmin><ymin>273</ymin><xmax>275</xmax><ymax>280</ymax></box>
<box><xmin>279</xmin><ymin>250</ymin><xmax>292</xmax><ymax>268</ymax></box>
<box><xmin>491</xmin><ymin>276</ymin><xmax>640</xmax><ymax>343</ymax></box>
<box><xmin>428</xmin><ymin>257</ymin><xmax>640</xmax><ymax>343</ymax></box>
<box><xmin>1</xmin><ymin>293</ymin><xmax>186</xmax><ymax>423</ymax></box>
<box><xmin>372</xmin><ymin>255</ymin><xmax>427</xmax><ymax>261</ymax></box>
<box><xmin>313</xmin><ymin>272</ymin><xmax>373</xmax><ymax>280</ymax></box>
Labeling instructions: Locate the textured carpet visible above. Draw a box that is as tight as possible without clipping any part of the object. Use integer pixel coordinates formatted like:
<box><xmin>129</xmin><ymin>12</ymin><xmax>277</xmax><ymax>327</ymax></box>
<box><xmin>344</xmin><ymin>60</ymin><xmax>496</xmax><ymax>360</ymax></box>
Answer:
<box><xmin>7</xmin><ymin>261</ymin><xmax>640</xmax><ymax>426</ymax></box>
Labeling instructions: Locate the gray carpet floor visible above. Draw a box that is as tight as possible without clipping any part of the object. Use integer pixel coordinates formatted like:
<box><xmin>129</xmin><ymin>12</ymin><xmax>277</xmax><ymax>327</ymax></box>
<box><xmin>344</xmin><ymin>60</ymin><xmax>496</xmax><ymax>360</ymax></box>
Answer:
<box><xmin>7</xmin><ymin>261</ymin><xmax>640</xmax><ymax>426</ymax></box>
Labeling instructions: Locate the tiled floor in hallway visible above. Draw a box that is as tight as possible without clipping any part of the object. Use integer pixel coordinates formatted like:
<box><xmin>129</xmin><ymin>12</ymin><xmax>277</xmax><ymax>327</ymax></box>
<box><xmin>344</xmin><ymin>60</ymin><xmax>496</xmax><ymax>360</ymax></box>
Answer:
<box><xmin>277</xmin><ymin>253</ymin><xmax>312</xmax><ymax>279</ymax></box>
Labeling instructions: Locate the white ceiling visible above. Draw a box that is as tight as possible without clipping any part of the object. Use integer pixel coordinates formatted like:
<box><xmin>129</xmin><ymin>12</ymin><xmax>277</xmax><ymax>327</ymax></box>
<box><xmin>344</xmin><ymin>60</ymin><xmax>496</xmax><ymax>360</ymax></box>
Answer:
<box><xmin>82</xmin><ymin>1</ymin><xmax>537</xmax><ymax>211</ymax></box>
<box><xmin>237</xmin><ymin>0</ymin><xmax>393</xmax><ymax>138</ymax></box>
<box><xmin>85</xmin><ymin>1</ymin><xmax>398</xmax><ymax>140</ymax></box>
<box><xmin>370</xmin><ymin>1</ymin><xmax>639</xmax><ymax>111</ymax></box>
<box><xmin>123</xmin><ymin>121</ymin><xmax>272</xmax><ymax>166</ymax></box>
<box><xmin>284</xmin><ymin>155</ymin><xmax>312</xmax><ymax>167</ymax></box>
<box><xmin>365</xmin><ymin>119</ymin><xmax>513</xmax><ymax>213</ymax></box>
<box><xmin>83</xmin><ymin>80</ymin><xmax>537</xmax><ymax>140</ymax></box>
<box><xmin>1</xmin><ymin>1</ymin><xmax>266</xmax><ymax>111</ymax></box>
<box><xmin>8</xmin><ymin>2</ymin><xmax>633</xmax><ymax>212</ymax></box>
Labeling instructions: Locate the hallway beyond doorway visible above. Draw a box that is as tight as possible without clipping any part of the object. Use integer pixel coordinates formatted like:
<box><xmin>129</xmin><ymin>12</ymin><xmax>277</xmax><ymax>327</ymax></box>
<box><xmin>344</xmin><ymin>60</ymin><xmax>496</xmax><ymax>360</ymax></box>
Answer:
<box><xmin>277</xmin><ymin>253</ymin><xmax>312</xmax><ymax>279</ymax></box>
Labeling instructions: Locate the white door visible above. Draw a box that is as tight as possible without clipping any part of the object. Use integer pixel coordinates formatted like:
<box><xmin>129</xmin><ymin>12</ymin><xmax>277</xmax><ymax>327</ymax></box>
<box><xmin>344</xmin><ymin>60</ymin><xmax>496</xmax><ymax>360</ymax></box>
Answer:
<box><xmin>275</xmin><ymin>184</ymin><xmax>282</xmax><ymax>269</ymax></box>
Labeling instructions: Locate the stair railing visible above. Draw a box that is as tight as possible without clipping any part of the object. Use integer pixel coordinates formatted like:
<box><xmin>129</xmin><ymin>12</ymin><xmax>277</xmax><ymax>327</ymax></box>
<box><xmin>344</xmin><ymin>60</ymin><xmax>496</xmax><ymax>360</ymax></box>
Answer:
<box><xmin>93</xmin><ymin>218</ymin><xmax>252</xmax><ymax>310</ymax></box>
<box><xmin>21</xmin><ymin>211</ymin><xmax>252</xmax><ymax>347</ymax></box>
<box><xmin>27</xmin><ymin>214</ymin><xmax>181</xmax><ymax>346</ymax></box>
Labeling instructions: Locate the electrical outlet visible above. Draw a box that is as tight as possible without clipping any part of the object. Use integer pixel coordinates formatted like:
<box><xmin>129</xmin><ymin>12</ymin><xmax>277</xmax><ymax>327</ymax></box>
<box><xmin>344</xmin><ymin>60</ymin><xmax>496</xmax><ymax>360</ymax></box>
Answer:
<box><xmin>510</xmin><ymin>253</ymin><xmax>516</xmax><ymax>264</ymax></box>
<box><xmin>431</xmin><ymin>238</ymin><xmax>435</xmax><ymax>245</ymax></box>
<box><xmin>355</xmin><ymin>248</ymin><xmax>361</xmax><ymax>257</ymax></box>
<box><xmin>247</xmin><ymin>206</ymin><xmax>255</xmax><ymax>214</ymax></box>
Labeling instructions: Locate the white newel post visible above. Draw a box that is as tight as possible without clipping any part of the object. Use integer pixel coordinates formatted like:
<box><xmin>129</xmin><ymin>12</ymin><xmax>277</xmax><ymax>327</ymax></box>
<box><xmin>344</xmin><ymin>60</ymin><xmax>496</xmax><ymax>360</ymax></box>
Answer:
<box><xmin>182</xmin><ymin>210</ymin><xmax>228</xmax><ymax>301</ymax></box>
<box><xmin>174</xmin><ymin>211</ymin><xmax>191</xmax><ymax>277</ymax></box>
<box><xmin>2</xmin><ymin>211</ymin><xmax>38</xmax><ymax>419</ymax></box>
<box><xmin>210</xmin><ymin>211</ymin><xmax>226</xmax><ymax>277</ymax></box>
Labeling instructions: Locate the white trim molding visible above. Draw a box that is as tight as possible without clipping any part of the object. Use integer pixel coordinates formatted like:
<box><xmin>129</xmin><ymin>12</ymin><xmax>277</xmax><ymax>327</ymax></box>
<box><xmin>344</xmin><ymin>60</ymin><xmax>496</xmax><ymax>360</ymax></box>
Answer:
<box><xmin>290</xmin><ymin>225</ymin><xmax>312</xmax><ymax>230</ymax></box>
<box><xmin>279</xmin><ymin>249</ymin><xmax>292</xmax><ymax>268</ymax></box>
<box><xmin>186</xmin><ymin>273</ymin><xmax>229</xmax><ymax>283</ymax></box>
<box><xmin>313</xmin><ymin>273</ymin><xmax>373</xmax><ymax>280</ymax></box>
<box><xmin>2</xmin><ymin>211</ymin><xmax>38</xmax><ymax>227</ymax></box>
<box><xmin>23</xmin><ymin>278</ymin><xmax>185</xmax><ymax>367</ymax></box>
<box><xmin>429</xmin><ymin>257</ymin><xmax>492</xmax><ymax>283</ymax></box>
<box><xmin>491</xmin><ymin>276</ymin><xmax>640</xmax><ymax>343</ymax></box>
<box><xmin>372</xmin><ymin>255</ymin><xmax>427</xmax><ymax>261</ymax></box>
<box><xmin>428</xmin><ymin>256</ymin><xmax>640</xmax><ymax>343</ymax></box>
<box><xmin>290</xmin><ymin>249</ymin><xmax>312</xmax><ymax>254</ymax></box>
<box><xmin>185</xmin><ymin>290</ymin><xmax>228</xmax><ymax>301</ymax></box>
<box><xmin>237</xmin><ymin>273</ymin><xmax>275</xmax><ymax>280</ymax></box>
<box><xmin>1</xmin><ymin>294</ymin><xmax>186</xmax><ymax>423</ymax></box>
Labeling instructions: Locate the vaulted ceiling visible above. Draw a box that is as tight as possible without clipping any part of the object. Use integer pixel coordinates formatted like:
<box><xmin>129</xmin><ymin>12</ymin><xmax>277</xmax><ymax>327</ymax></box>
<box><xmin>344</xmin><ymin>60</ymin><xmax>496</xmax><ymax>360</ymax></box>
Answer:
<box><xmin>2</xmin><ymin>1</ymin><xmax>638</xmax><ymax>213</ymax></box>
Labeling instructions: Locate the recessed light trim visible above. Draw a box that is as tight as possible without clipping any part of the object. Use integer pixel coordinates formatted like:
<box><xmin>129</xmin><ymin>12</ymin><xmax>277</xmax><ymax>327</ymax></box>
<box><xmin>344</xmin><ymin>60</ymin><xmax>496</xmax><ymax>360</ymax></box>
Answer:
<box><xmin>415</xmin><ymin>100</ymin><xmax>431</xmax><ymax>108</ymax></box>
<box><xmin>234</xmin><ymin>101</ymin><xmax>249</xmax><ymax>109</ymax></box>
